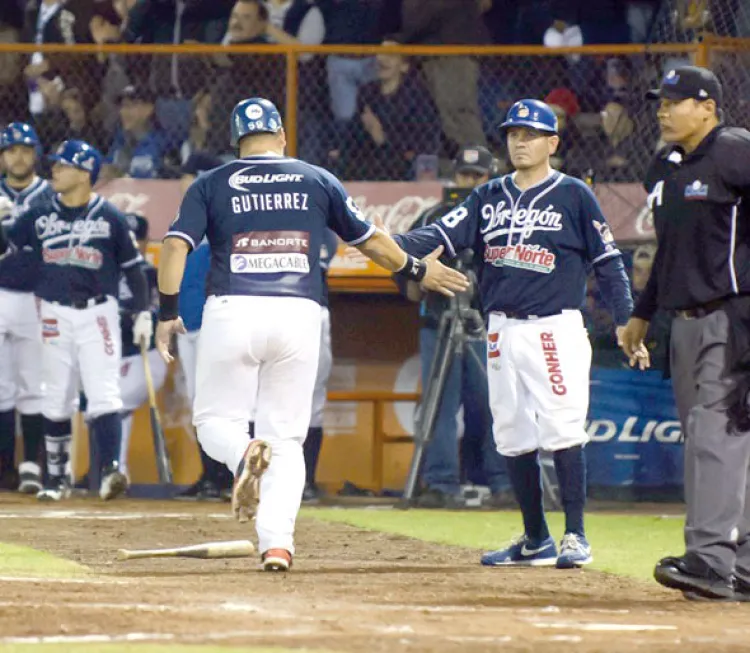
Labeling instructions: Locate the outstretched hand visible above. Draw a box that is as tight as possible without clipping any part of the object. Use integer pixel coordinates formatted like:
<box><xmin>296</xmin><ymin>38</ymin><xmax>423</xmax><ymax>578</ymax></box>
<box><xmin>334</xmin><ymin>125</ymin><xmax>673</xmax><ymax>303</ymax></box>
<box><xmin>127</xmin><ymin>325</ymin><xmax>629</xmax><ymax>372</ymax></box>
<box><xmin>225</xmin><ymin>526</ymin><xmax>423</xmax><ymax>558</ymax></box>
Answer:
<box><xmin>155</xmin><ymin>318</ymin><xmax>187</xmax><ymax>364</ymax></box>
<box><xmin>419</xmin><ymin>246</ymin><xmax>470</xmax><ymax>297</ymax></box>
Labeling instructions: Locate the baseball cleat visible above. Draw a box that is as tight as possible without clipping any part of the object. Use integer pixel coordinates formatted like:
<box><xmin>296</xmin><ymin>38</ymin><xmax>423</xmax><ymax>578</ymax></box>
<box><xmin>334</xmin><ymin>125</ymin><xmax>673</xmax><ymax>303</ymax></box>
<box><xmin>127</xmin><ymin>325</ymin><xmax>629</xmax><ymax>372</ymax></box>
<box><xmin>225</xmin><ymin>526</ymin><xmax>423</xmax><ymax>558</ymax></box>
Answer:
<box><xmin>481</xmin><ymin>534</ymin><xmax>558</xmax><ymax>567</ymax></box>
<box><xmin>17</xmin><ymin>461</ymin><xmax>43</xmax><ymax>494</ymax></box>
<box><xmin>37</xmin><ymin>476</ymin><xmax>71</xmax><ymax>502</ymax></box>
<box><xmin>232</xmin><ymin>440</ymin><xmax>272</xmax><ymax>523</ymax></box>
<box><xmin>99</xmin><ymin>464</ymin><xmax>129</xmax><ymax>501</ymax></box>
<box><xmin>556</xmin><ymin>533</ymin><xmax>593</xmax><ymax>569</ymax></box>
<box><xmin>262</xmin><ymin>548</ymin><xmax>292</xmax><ymax>572</ymax></box>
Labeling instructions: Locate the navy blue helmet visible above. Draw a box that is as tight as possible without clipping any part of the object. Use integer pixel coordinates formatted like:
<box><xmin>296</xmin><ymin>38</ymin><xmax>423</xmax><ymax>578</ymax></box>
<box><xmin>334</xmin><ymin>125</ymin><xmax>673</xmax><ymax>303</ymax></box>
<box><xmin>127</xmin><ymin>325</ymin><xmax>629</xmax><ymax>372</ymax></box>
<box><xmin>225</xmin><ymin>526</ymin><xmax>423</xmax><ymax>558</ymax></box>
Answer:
<box><xmin>500</xmin><ymin>99</ymin><xmax>559</xmax><ymax>135</ymax></box>
<box><xmin>230</xmin><ymin>97</ymin><xmax>283</xmax><ymax>147</ymax></box>
<box><xmin>48</xmin><ymin>139</ymin><xmax>102</xmax><ymax>185</ymax></box>
<box><xmin>0</xmin><ymin>122</ymin><xmax>41</xmax><ymax>151</ymax></box>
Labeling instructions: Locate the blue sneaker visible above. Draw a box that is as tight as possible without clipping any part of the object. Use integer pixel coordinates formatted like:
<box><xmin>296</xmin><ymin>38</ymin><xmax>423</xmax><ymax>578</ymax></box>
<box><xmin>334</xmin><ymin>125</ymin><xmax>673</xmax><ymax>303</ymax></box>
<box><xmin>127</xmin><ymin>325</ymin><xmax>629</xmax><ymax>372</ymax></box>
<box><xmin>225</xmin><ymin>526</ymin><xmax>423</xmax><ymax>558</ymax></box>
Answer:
<box><xmin>556</xmin><ymin>533</ymin><xmax>593</xmax><ymax>569</ymax></box>
<box><xmin>481</xmin><ymin>535</ymin><xmax>558</xmax><ymax>567</ymax></box>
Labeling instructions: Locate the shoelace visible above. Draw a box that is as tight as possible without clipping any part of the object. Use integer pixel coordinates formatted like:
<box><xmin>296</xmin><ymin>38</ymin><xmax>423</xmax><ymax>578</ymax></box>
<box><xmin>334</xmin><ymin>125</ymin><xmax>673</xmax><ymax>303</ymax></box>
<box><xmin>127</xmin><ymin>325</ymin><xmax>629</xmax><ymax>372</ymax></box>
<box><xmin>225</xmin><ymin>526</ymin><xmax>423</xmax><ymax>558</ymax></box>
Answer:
<box><xmin>560</xmin><ymin>534</ymin><xmax>587</xmax><ymax>554</ymax></box>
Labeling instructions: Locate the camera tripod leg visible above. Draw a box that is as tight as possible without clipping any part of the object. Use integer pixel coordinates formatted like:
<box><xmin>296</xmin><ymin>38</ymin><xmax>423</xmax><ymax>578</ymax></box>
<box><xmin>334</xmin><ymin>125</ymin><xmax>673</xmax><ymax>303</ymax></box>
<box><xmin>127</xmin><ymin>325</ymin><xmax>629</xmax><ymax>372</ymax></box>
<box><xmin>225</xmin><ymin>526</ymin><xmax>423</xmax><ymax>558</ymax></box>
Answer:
<box><xmin>401</xmin><ymin>317</ymin><xmax>460</xmax><ymax>504</ymax></box>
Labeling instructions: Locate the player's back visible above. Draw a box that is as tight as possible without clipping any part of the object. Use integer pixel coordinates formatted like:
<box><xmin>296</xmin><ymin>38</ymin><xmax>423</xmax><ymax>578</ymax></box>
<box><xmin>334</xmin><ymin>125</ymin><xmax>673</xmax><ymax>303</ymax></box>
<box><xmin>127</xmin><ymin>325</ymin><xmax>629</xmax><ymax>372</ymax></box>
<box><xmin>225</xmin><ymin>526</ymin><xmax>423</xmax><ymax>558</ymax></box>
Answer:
<box><xmin>169</xmin><ymin>154</ymin><xmax>362</xmax><ymax>306</ymax></box>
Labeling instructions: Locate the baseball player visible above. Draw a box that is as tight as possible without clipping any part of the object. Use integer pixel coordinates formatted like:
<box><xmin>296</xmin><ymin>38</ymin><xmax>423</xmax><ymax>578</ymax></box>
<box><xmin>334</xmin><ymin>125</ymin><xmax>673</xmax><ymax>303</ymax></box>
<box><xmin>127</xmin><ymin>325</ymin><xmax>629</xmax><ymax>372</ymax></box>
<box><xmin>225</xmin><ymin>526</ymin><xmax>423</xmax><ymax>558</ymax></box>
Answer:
<box><xmin>0</xmin><ymin>139</ymin><xmax>153</xmax><ymax>501</ymax></box>
<box><xmin>0</xmin><ymin>122</ymin><xmax>54</xmax><ymax>494</ymax></box>
<box><xmin>155</xmin><ymin>97</ymin><xmax>468</xmax><ymax>571</ymax></box>
<box><xmin>302</xmin><ymin>228</ymin><xmax>338</xmax><ymax>502</ymax></box>
<box><xmin>393</xmin><ymin>100</ymin><xmax>633</xmax><ymax>568</ymax></box>
<box><xmin>115</xmin><ymin>214</ymin><xmax>167</xmax><ymax>479</ymax></box>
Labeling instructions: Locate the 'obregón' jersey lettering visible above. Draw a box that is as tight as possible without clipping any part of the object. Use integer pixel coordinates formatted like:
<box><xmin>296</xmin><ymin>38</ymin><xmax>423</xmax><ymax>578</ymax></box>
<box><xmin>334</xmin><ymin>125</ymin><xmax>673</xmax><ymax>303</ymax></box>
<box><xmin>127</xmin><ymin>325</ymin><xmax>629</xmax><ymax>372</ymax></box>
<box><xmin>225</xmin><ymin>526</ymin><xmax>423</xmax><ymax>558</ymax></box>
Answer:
<box><xmin>167</xmin><ymin>154</ymin><xmax>374</xmax><ymax>304</ymax></box>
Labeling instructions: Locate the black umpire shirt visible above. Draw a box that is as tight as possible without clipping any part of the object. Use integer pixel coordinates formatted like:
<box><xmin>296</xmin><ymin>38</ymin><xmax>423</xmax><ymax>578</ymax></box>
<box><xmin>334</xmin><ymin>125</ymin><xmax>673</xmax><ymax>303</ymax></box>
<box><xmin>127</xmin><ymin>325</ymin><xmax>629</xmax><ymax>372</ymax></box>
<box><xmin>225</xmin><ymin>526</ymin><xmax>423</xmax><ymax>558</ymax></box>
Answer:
<box><xmin>633</xmin><ymin>125</ymin><xmax>750</xmax><ymax>319</ymax></box>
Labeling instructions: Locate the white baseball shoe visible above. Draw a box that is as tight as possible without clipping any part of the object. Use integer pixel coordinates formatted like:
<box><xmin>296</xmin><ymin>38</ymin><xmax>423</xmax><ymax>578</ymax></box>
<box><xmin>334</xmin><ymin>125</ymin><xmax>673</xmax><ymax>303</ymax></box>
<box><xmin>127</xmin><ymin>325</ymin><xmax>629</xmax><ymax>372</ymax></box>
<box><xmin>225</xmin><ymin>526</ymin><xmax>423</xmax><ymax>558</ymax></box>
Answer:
<box><xmin>37</xmin><ymin>476</ymin><xmax>71</xmax><ymax>502</ymax></box>
<box><xmin>232</xmin><ymin>440</ymin><xmax>271</xmax><ymax>523</ymax></box>
<box><xmin>100</xmin><ymin>464</ymin><xmax>129</xmax><ymax>501</ymax></box>
<box><xmin>18</xmin><ymin>461</ymin><xmax>43</xmax><ymax>494</ymax></box>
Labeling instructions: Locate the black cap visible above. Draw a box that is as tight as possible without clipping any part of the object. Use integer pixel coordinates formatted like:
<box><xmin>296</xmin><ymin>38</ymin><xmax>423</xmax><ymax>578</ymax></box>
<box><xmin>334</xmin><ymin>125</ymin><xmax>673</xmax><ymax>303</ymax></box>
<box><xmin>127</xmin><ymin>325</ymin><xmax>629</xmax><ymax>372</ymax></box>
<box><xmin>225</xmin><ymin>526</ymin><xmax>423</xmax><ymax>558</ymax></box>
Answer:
<box><xmin>117</xmin><ymin>84</ymin><xmax>155</xmax><ymax>105</ymax></box>
<box><xmin>125</xmin><ymin>213</ymin><xmax>149</xmax><ymax>241</ymax></box>
<box><xmin>455</xmin><ymin>145</ymin><xmax>493</xmax><ymax>174</ymax></box>
<box><xmin>646</xmin><ymin>66</ymin><xmax>723</xmax><ymax>106</ymax></box>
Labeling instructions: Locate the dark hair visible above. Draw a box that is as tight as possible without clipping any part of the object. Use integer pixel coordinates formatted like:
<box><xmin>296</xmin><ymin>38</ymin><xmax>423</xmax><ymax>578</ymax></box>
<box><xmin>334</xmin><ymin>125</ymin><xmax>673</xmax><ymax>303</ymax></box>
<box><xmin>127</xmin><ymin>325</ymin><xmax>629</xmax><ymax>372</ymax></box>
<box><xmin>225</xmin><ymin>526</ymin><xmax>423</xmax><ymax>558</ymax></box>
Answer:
<box><xmin>238</xmin><ymin>0</ymin><xmax>269</xmax><ymax>21</ymax></box>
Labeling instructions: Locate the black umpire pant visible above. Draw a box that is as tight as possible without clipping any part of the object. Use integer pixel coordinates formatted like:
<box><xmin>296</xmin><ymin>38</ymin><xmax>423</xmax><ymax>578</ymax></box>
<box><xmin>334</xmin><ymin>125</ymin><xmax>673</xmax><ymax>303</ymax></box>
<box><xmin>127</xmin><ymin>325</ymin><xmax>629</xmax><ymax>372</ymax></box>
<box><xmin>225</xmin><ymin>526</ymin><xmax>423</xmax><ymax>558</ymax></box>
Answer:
<box><xmin>670</xmin><ymin>308</ymin><xmax>750</xmax><ymax>583</ymax></box>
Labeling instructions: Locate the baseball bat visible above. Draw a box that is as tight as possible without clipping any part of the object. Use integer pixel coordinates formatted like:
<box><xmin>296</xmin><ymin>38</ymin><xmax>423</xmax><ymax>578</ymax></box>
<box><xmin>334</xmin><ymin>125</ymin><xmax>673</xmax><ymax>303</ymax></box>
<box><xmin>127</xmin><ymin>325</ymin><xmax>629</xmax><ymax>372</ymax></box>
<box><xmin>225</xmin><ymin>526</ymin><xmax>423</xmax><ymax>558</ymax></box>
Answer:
<box><xmin>140</xmin><ymin>339</ymin><xmax>173</xmax><ymax>484</ymax></box>
<box><xmin>117</xmin><ymin>539</ymin><xmax>255</xmax><ymax>561</ymax></box>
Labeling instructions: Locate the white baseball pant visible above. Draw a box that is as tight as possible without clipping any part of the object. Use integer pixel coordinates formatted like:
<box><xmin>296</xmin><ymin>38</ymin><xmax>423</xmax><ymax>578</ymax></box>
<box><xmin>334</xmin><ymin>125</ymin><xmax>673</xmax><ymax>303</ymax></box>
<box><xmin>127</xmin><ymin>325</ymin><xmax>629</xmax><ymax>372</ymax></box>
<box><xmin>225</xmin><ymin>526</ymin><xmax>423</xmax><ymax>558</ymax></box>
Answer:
<box><xmin>176</xmin><ymin>330</ymin><xmax>201</xmax><ymax>406</ymax></box>
<box><xmin>40</xmin><ymin>298</ymin><xmax>123</xmax><ymax>421</ymax></box>
<box><xmin>118</xmin><ymin>350</ymin><xmax>168</xmax><ymax>476</ymax></box>
<box><xmin>0</xmin><ymin>289</ymin><xmax>43</xmax><ymax>414</ymax></box>
<box><xmin>487</xmin><ymin>310</ymin><xmax>591</xmax><ymax>457</ymax></box>
<box><xmin>310</xmin><ymin>307</ymin><xmax>332</xmax><ymax>429</ymax></box>
<box><xmin>194</xmin><ymin>295</ymin><xmax>321</xmax><ymax>554</ymax></box>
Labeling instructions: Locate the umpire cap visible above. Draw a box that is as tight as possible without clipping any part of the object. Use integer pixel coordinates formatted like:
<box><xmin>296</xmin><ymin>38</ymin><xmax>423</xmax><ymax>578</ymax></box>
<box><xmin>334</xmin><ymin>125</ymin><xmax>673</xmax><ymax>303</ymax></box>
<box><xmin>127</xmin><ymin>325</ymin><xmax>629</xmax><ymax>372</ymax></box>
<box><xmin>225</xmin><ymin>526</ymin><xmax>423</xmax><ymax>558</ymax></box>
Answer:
<box><xmin>125</xmin><ymin>213</ymin><xmax>149</xmax><ymax>241</ymax></box>
<box><xmin>48</xmin><ymin>139</ymin><xmax>102</xmax><ymax>185</ymax></box>
<box><xmin>646</xmin><ymin>66</ymin><xmax>723</xmax><ymax>106</ymax></box>
<box><xmin>230</xmin><ymin>97</ymin><xmax>283</xmax><ymax>147</ymax></box>
<box><xmin>0</xmin><ymin>122</ymin><xmax>41</xmax><ymax>151</ymax></box>
<box><xmin>499</xmin><ymin>99</ymin><xmax>558</xmax><ymax>135</ymax></box>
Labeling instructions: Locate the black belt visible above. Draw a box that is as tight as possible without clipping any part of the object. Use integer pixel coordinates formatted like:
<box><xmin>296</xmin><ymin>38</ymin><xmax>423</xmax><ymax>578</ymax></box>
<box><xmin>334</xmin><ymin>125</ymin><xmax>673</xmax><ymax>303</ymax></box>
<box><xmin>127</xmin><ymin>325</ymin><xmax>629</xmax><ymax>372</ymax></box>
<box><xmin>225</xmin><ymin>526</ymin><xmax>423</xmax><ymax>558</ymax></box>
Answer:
<box><xmin>674</xmin><ymin>299</ymin><xmax>725</xmax><ymax>320</ymax></box>
<box><xmin>56</xmin><ymin>295</ymin><xmax>108</xmax><ymax>310</ymax></box>
<box><xmin>500</xmin><ymin>310</ymin><xmax>563</xmax><ymax>321</ymax></box>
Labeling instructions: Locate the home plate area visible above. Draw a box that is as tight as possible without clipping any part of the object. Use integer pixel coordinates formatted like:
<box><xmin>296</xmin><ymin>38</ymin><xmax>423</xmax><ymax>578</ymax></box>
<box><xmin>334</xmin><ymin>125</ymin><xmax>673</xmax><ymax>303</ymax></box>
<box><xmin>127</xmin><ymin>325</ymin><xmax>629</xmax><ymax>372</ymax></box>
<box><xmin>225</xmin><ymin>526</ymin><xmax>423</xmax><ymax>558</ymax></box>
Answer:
<box><xmin>0</xmin><ymin>497</ymin><xmax>747</xmax><ymax>653</ymax></box>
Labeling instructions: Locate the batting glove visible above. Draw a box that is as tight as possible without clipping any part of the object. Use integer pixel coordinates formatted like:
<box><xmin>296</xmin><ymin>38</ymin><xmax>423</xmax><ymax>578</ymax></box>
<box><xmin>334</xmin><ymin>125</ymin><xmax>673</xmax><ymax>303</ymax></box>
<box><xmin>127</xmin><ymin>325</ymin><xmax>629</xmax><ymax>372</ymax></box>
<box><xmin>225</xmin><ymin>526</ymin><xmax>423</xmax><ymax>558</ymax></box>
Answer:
<box><xmin>133</xmin><ymin>311</ymin><xmax>154</xmax><ymax>346</ymax></box>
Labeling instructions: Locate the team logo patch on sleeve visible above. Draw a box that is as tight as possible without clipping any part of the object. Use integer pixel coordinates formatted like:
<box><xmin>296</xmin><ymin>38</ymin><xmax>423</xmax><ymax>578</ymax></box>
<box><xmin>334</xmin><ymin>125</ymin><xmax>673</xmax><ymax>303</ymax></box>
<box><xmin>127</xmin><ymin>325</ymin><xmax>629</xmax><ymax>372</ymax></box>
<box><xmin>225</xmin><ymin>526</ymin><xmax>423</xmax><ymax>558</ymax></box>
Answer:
<box><xmin>231</xmin><ymin>230</ymin><xmax>310</xmax><ymax>274</ymax></box>
<box><xmin>488</xmin><ymin>332</ymin><xmax>500</xmax><ymax>359</ymax></box>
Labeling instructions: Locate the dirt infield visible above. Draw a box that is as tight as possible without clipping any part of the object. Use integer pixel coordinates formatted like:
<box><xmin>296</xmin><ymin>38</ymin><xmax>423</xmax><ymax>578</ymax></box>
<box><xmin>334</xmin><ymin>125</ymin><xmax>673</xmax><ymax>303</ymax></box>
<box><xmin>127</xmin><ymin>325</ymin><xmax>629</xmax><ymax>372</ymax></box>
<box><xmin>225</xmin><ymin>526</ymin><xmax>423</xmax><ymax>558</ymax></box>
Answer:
<box><xmin>0</xmin><ymin>496</ymin><xmax>748</xmax><ymax>653</ymax></box>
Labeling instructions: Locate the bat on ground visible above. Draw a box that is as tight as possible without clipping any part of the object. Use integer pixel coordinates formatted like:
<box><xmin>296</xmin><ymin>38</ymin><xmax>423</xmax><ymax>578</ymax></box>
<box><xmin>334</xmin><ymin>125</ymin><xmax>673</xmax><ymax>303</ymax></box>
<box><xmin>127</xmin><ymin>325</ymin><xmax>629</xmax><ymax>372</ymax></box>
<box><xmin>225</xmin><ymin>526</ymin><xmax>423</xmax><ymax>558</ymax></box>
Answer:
<box><xmin>141</xmin><ymin>339</ymin><xmax>173</xmax><ymax>484</ymax></box>
<box><xmin>117</xmin><ymin>539</ymin><xmax>255</xmax><ymax>561</ymax></box>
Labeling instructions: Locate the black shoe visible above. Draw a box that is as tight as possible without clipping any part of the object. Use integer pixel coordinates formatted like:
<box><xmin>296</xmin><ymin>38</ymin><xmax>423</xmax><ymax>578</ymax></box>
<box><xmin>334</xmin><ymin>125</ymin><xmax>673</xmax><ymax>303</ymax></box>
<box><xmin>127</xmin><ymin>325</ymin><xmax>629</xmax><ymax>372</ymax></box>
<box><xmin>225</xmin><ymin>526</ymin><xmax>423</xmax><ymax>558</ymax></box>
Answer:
<box><xmin>654</xmin><ymin>553</ymin><xmax>735</xmax><ymax>600</ymax></box>
<box><xmin>684</xmin><ymin>577</ymin><xmax>750</xmax><ymax>602</ymax></box>
<box><xmin>415</xmin><ymin>488</ymin><xmax>464</xmax><ymax>509</ymax></box>
<box><xmin>302</xmin><ymin>482</ymin><xmax>321</xmax><ymax>504</ymax></box>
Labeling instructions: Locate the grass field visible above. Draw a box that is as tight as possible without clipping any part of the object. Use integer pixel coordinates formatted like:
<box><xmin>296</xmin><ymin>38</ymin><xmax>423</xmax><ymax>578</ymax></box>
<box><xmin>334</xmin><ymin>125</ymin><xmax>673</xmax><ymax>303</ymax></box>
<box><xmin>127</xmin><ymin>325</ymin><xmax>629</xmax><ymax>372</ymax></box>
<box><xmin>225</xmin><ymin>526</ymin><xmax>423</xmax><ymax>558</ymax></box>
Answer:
<box><xmin>309</xmin><ymin>508</ymin><xmax>684</xmax><ymax>581</ymax></box>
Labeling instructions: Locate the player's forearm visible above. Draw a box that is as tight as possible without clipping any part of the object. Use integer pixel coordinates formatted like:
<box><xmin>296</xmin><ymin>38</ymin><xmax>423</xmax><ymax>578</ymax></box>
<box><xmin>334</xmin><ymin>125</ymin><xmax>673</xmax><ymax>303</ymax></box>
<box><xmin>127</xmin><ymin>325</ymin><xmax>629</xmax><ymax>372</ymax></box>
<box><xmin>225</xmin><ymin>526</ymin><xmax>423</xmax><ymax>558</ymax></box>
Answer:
<box><xmin>124</xmin><ymin>263</ymin><xmax>148</xmax><ymax>313</ymax></box>
<box><xmin>158</xmin><ymin>237</ymin><xmax>190</xmax><ymax>320</ymax></box>
<box><xmin>593</xmin><ymin>255</ymin><xmax>634</xmax><ymax>326</ymax></box>
<box><xmin>393</xmin><ymin>225</ymin><xmax>454</xmax><ymax>259</ymax></box>
<box><xmin>356</xmin><ymin>229</ymin><xmax>408</xmax><ymax>272</ymax></box>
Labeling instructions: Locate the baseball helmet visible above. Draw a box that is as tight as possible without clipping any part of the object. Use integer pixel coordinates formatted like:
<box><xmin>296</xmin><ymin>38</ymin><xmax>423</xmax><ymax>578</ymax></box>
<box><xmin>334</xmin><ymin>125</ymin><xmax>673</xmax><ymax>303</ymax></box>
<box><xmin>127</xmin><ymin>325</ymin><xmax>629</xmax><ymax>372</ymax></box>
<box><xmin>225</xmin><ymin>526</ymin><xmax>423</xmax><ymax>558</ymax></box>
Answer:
<box><xmin>48</xmin><ymin>139</ymin><xmax>102</xmax><ymax>185</ymax></box>
<box><xmin>230</xmin><ymin>97</ymin><xmax>283</xmax><ymax>147</ymax></box>
<box><xmin>499</xmin><ymin>99</ymin><xmax>558</xmax><ymax>135</ymax></box>
<box><xmin>0</xmin><ymin>122</ymin><xmax>41</xmax><ymax>152</ymax></box>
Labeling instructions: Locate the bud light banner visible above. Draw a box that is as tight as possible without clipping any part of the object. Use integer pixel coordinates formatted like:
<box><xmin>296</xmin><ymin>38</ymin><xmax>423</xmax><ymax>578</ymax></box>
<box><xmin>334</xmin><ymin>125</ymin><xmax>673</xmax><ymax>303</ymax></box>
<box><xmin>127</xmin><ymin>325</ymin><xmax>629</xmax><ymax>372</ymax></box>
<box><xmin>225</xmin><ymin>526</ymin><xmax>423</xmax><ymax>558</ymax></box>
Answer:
<box><xmin>585</xmin><ymin>367</ymin><xmax>683</xmax><ymax>491</ymax></box>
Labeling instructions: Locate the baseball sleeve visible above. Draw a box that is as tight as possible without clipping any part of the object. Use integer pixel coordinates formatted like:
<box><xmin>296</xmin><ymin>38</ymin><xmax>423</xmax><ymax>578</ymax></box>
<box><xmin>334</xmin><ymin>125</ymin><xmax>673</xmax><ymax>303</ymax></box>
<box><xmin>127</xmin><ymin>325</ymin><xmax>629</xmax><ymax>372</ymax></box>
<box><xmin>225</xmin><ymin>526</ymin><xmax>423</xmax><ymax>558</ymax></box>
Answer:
<box><xmin>166</xmin><ymin>176</ymin><xmax>210</xmax><ymax>250</ymax></box>
<box><xmin>395</xmin><ymin>190</ymin><xmax>480</xmax><ymax>259</ymax></box>
<box><xmin>323</xmin><ymin>172</ymin><xmax>375</xmax><ymax>246</ymax></box>
<box><xmin>717</xmin><ymin>128</ymin><xmax>750</xmax><ymax>192</ymax></box>
<box><xmin>576</xmin><ymin>182</ymin><xmax>621</xmax><ymax>266</ymax></box>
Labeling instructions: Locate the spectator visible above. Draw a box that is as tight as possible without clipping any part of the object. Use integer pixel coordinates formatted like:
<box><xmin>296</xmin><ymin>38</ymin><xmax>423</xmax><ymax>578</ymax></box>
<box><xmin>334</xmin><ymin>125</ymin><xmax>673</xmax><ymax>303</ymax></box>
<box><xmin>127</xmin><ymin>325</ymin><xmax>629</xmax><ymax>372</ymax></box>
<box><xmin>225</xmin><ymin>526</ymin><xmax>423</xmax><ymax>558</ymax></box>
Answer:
<box><xmin>544</xmin><ymin>87</ymin><xmax>581</xmax><ymax>173</ymax></box>
<box><xmin>208</xmin><ymin>0</ymin><xmax>282</xmax><ymax>154</ymax></box>
<box><xmin>105</xmin><ymin>83</ymin><xmax>168</xmax><ymax>179</ymax></box>
<box><xmin>391</xmin><ymin>0</ymin><xmax>489</xmax><ymax>158</ymax></box>
<box><xmin>265</xmin><ymin>0</ymin><xmax>325</xmax><ymax>47</ymax></box>
<box><xmin>0</xmin><ymin>20</ymin><xmax>28</xmax><ymax>126</ymax></box>
<box><xmin>179</xmin><ymin>89</ymin><xmax>212</xmax><ymax>165</ymax></box>
<box><xmin>336</xmin><ymin>42</ymin><xmax>439</xmax><ymax>180</ymax></box>
<box><xmin>631</xmin><ymin>243</ymin><xmax>657</xmax><ymax>295</ymax></box>
<box><xmin>318</xmin><ymin>0</ymin><xmax>381</xmax><ymax>137</ymax></box>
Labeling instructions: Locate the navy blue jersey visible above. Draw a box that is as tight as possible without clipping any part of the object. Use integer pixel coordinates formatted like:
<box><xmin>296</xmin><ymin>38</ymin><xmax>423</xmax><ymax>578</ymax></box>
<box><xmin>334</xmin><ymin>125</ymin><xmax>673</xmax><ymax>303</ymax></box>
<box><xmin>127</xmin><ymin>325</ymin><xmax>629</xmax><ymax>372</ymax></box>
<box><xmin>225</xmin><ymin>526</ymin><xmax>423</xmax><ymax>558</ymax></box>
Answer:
<box><xmin>167</xmin><ymin>154</ymin><xmax>375</xmax><ymax>305</ymax></box>
<box><xmin>120</xmin><ymin>262</ymin><xmax>158</xmax><ymax>357</ymax></box>
<box><xmin>395</xmin><ymin>171</ymin><xmax>623</xmax><ymax>317</ymax></box>
<box><xmin>178</xmin><ymin>241</ymin><xmax>211</xmax><ymax>332</ymax></box>
<box><xmin>8</xmin><ymin>194</ymin><xmax>143</xmax><ymax>304</ymax></box>
<box><xmin>0</xmin><ymin>177</ymin><xmax>54</xmax><ymax>292</ymax></box>
<box><xmin>320</xmin><ymin>228</ymin><xmax>338</xmax><ymax>308</ymax></box>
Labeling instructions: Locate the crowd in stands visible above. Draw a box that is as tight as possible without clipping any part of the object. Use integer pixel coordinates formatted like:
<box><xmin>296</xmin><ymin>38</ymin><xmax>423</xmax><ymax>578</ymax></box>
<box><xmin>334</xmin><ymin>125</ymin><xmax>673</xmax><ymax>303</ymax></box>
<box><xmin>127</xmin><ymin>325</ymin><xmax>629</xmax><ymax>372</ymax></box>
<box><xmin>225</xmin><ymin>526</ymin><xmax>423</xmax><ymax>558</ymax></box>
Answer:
<box><xmin>0</xmin><ymin>0</ymin><xmax>734</xmax><ymax>184</ymax></box>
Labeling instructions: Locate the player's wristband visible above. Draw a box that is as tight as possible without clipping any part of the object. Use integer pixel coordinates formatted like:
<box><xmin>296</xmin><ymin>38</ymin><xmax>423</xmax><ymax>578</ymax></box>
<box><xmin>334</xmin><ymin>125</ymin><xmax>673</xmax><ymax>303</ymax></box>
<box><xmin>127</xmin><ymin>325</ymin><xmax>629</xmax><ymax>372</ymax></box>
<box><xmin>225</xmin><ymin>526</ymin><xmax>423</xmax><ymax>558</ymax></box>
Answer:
<box><xmin>158</xmin><ymin>292</ymin><xmax>179</xmax><ymax>322</ymax></box>
<box><xmin>395</xmin><ymin>255</ymin><xmax>427</xmax><ymax>283</ymax></box>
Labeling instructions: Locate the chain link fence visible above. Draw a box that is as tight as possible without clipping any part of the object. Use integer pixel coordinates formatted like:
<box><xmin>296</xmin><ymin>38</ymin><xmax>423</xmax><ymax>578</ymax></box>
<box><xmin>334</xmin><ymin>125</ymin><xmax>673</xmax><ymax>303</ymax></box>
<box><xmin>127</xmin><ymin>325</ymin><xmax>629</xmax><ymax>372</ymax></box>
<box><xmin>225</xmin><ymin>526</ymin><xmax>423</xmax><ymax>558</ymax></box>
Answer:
<box><xmin>0</xmin><ymin>41</ymin><xmax>746</xmax><ymax>186</ymax></box>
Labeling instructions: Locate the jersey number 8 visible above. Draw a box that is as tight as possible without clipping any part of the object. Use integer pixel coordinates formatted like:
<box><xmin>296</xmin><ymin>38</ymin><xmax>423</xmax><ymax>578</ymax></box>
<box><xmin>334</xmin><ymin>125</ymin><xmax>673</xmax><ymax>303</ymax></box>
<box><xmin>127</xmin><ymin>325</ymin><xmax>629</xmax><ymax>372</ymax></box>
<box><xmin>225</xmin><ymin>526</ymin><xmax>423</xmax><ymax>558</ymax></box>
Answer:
<box><xmin>441</xmin><ymin>206</ymin><xmax>468</xmax><ymax>229</ymax></box>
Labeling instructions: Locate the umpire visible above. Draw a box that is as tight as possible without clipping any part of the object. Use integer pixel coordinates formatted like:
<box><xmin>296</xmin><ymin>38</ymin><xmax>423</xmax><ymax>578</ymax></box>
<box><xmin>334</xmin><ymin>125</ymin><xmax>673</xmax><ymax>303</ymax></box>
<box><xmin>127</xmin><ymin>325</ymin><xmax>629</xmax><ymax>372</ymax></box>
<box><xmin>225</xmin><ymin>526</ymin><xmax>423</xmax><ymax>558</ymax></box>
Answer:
<box><xmin>620</xmin><ymin>66</ymin><xmax>750</xmax><ymax>601</ymax></box>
